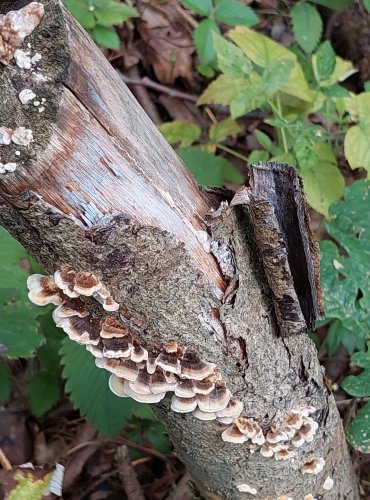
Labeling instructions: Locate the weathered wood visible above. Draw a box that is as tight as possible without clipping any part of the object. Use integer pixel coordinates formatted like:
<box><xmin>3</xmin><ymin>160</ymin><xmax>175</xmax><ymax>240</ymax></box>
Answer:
<box><xmin>0</xmin><ymin>1</ymin><xmax>359</xmax><ymax>498</ymax></box>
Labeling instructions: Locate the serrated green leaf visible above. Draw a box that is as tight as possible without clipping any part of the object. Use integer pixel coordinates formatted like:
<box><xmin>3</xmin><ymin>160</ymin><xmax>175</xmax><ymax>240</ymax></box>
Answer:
<box><xmin>209</xmin><ymin>118</ymin><xmax>241</xmax><ymax>143</ymax></box>
<box><xmin>260</xmin><ymin>59</ymin><xmax>294</xmax><ymax>95</ymax></box>
<box><xmin>342</xmin><ymin>371</ymin><xmax>370</xmax><ymax>397</ymax></box>
<box><xmin>309</xmin><ymin>0</ymin><xmax>354</xmax><ymax>8</ymax></box>
<box><xmin>254</xmin><ymin>130</ymin><xmax>272</xmax><ymax>150</ymax></box>
<box><xmin>194</xmin><ymin>19</ymin><xmax>220</xmax><ymax>67</ymax></box>
<box><xmin>94</xmin><ymin>1</ymin><xmax>138</xmax><ymax>26</ymax></box>
<box><xmin>0</xmin><ymin>359</ymin><xmax>11</xmax><ymax>402</ymax></box>
<box><xmin>213</xmin><ymin>33</ymin><xmax>252</xmax><ymax>79</ymax></box>
<box><xmin>344</xmin><ymin>124</ymin><xmax>370</xmax><ymax>176</ymax></box>
<box><xmin>228</xmin><ymin>27</ymin><xmax>312</xmax><ymax>102</ymax></box>
<box><xmin>159</xmin><ymin>121</ymin><xmax>201</xmax><ymax>147</ymax></box>
<box><xmin>346</xmin><ymin>400</ymin><xmax>370</xmax><ymax>453</ymax></box>
<box><xmin>300</xmin><ymin>143</ymin><xmax>344</xmax><ymax>218</ymax></box>
<box><xmin>315</xmin><ymin>41</ymin><xmax>336</xmax><ymax>81</ymax></box>
<box><xmin>92</xmin><ymin>25</ymin><xmax>120</xmax><ymax>49</ymax></box>
<box><xmin>197</xmin><ymin>75</ymin><xmax>246</xmax><ymax>106</ymax></box>
<box><xmin>178</xmin><ymin>147</ymin><xmax>243</xmax><ymax>186</ymax></box>
<box><xmin>27</xmin><ymin>371</ymin><xmax>60</xmax><ymax>417</ymax></box>
<box><xmin>178</xmin><ymin>0</ymin><xmax>213</xmax><ymax>16</ymax></box>
<box><xmin>213</xmin><ymin>0</ymin><xmax>258</xmax><ymax>27</ymax></box>
<box><xmin>290</xmin><ymin>1</ymin><xmax>323</xmax><ymax>54</ymax></box>
<box><xmin>61</xmin><ymin>338</ymin><xmax>138</xmax><ymax>436</ymax></box>
<box><xmin>64</xmin><ymin>0</ymin><xmax>96</xmax><ymax>29</ymax></box>
<box><xmin>0</xmin><ymin>227</ymin><xmax>44</xmax><ymax>358</ymax></box>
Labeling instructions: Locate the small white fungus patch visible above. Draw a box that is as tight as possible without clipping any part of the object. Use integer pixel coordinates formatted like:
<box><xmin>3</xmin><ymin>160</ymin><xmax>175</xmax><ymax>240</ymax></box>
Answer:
<box><xmin>19</xmin><ymin>88</ymin><xmax>36</xmax><ymax>104</ymax></box>
<box><xmin>12</xmin><ymin>127</ymin><xmax>33</xmax><ymax>146</ymax></box>
<box><xmin>236</xmin><ymin>484</ymin><xmax>257</xmax><ymax>495</ymax></box>
<box><xmin>322</xmin><ymin>476</ymin><xmax>334</xmax><ymax>491</ymax></box>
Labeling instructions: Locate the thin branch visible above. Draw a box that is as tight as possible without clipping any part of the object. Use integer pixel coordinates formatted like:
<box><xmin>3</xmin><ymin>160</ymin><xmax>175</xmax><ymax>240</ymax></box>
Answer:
<box><xmin>115</xmin><ymin>445</ymin><xmax>145</xmax><ymax>500</ymax></box>
<box><xmin>0</xmin><ymin>447</ymin><xmax>12</xmax><ymax>471</ymax></box>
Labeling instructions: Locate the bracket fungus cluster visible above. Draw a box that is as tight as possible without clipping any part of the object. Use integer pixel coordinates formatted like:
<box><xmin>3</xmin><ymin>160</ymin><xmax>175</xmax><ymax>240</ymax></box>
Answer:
<box><xmin>222</xmin><ymin>406</ymin><xmax>319</xmax><ymax>461</ymax></box>
<box><xmin>27</xmin><ymin>265</ymin><xmax>243</xmax><ymax>424</ymax></box>
<box><xmin>0</xmin><ymin>2</ymin><xmax>44</xmax><ymax>65</ymax></box>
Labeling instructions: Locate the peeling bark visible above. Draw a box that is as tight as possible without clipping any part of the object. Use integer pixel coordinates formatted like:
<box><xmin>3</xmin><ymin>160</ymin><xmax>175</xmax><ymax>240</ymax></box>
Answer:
<box><xmin>0</xmin><ymin>1</ymin><xmax>359</xmax><ymax>498</ymax></box>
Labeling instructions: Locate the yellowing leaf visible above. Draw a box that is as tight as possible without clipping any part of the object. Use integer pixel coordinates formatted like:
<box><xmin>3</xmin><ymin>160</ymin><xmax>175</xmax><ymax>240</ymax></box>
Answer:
<box><xmin>159</xmin><ymin>120</ymin><xmax>201</xmax><ymax>147</ymax></box>
<box><xmin>228</xmin><ymin>26</ymin><xmax>312</xmax><ymax>102</ymax></box>
<box><xmin>344</xmin><ymin>124</ymin><xmax>370</xmax><ymax>176</ymax></box>
<box><xmin>343</xmin><ymin>92</ymin><xmax>370</xmax><ymax>125</ymax></box>
<box><xmin>313</xmin><ymin>54</ymin><xmax>358</xmax><ymax>87</ymax></box>
<box><xmin>197</xmin><ymin>75</ymin><xmax>246</xmax><ymax>106</ymax></box>
<box><xmin>8</xmin><ymin>471</ymin><xmax>53</xmax><ymax>500</ymax></box>
<box><xmin>209</xmin><ymin>118</ymin><xmax>241</xmax><ymax>143</ymax></box>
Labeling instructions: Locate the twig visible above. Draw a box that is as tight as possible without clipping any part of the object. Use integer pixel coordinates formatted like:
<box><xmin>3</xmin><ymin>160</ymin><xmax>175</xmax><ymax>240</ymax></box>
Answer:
<box><xmin>0</xmin><ymin>447</ymin><xmax>12</xmax><ymax>471</ymax></box>
<box><xmin>65</xmin><ymin>440</ymin><xmax>102</xmax><ymax>456</ymax></box>
<box><xmin>125</xmin><ymin>67</ymin><xmax>161</xmax><ymax>124</ymax></box>
<box><xmin>166</xmin><ymin>472</ymin><xmax>192</xmax><ymax>500</ymax></box>
<box><xmin>174</xmin><ymin>3</ymin><xmax>199</xmax><ymax>28</ymax></box>
<box><xmin>217</xmin><ymin>144</ymin><xmax>249</xmax><ymax>163</ymax></box>
<box><xmin>109</xmin><ymin>437</ymin><xmax>173</xmax><ymax>464</ymax></box>
<box><xmin>118</xmin><ymin>71</ymin><xmax>198</xmax><ymax>103</ymax></box>
<box><xmin>115</xmin><ymin>445</ymin><xmax>145</xmax><ymax>500</ymax></box>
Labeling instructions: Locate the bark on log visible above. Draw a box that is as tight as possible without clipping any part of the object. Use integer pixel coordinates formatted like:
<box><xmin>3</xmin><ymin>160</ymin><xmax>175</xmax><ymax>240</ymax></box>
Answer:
<box><xmin>0</xmin><ymin>1</ymin><xmax>359</xmax><ymax>498</ymax></box>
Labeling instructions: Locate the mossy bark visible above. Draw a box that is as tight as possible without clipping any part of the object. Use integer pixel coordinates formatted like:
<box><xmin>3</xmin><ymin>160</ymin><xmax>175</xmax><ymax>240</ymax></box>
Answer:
<box><xmin>0</xmin><ymin>1</ymin><xmax>359</xmax><ymax>498</ymax></box>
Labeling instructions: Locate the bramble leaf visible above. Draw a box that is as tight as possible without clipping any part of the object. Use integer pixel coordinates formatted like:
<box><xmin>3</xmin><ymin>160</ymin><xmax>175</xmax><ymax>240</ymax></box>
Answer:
<box><xmin>344</xmin><ymin>124</ymin><xmax>370</xmax><ymax>176</ymax></box>
<box><xmin>178</xmin><ymin>0</ymin><xmax>213</xmax><ymax>16</ymax></box>
<box><xmin>27</xmin><ymin>371</ymin><xmax>60</xmax><ymax>417</ymax></box>
<box><xmin>315</xmin><ymin>41</ymin><xmax>336</xmax><ymax>81</ymax></box>
<box><xmin>194</xmin><ymin>19</ymin><xmax>220</xmax><ymax>67</ymax></box>
<box><xmin>290</xmin><ymin>1</ymin><xmax>322</xmax><ymax>54</ymax></box>
<box><xmin>346</xmin><ymin>401</ymin><xmax>370</xmax><ymax>453</ymax></box>
<box><xmin>209</xmin><ymin>118</ymin><xmax>241</xmax><ymax>143</ymax></box>
<box><xmin>197</xmin><ymin>75</ymin><xmax>246</xmax><ymax>106</ymax></box>
<box><xmin>213</xmin><ymin>33</ymin><xmax>252</xmax><ymax>79</ymax></box>
<box><xmin>159</xmin><ymin>121</ymin><xmax>201</xmax><ymax>147</ymax></box>
<box><xmin>260</xmin><ymin>59</ymin><xmax>294</xmax><ymax>95</ymax></box>
<box><xmin>213</xmin><ymin>0</ymin><xmax>258</xmax><ymax>27</ymax></box>
<box><xmin>94</xmin><ymin>1</ymin><xmax>138</xmax><ymax>26</ymax></box>
<box><xmin>92</xmin><ymin>25</ymin><xmax>120</xmax><ymax>49</ymax></box>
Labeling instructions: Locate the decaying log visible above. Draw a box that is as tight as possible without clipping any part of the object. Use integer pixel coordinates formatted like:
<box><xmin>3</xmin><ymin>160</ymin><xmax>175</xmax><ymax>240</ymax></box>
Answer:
<box><xmin>0</xmin><ymin>1</ymin><xmax>359</xmax><ymax>498</ymax></box>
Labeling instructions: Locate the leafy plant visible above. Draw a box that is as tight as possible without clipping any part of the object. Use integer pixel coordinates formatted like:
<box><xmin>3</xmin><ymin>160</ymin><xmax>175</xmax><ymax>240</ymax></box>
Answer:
<box><xmin>64</xmin><ymin>0</ymin><xmax>138</xmax><ymax>49</ymax></box>
<box><xmin>178</xmin><ymin>0</ymin><xmax>258</xmax><ymax>77</ymax></box>
<box><xmin>320</xmin><ymin>180</ymin><xmax>370</xmax><ymax>451</ymax></box>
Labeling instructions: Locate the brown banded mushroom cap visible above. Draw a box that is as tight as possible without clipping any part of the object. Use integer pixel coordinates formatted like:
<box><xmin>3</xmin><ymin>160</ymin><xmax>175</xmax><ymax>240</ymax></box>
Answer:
<box><xmin>216</xmin><ymin>399</ymin><xmax>243</xmax><ymax>419</ymax></box>
<box><xmin>100</xmin><ymin>318</ymin><xmax>130</xmax><ymax>339</ymax></box>
<box><xmin>54</xmin><ymin>265</ymin><xmax>79</xmax><ymax>298</ymax></box>
<box><xmin>128</xmin><ymin>370</ymin><xmax>152</xmax><ymax>395</ymax></box>
<box><xmin>234</xmin><ymin>417</ymin><xmax>257</xmax><ymax>437</ymax></box>
<box><xmin>299</xmin><ymin>416</ymin><xmax>319</xmax><ymax>442</ymax></box>
<box><xmin>192</xmin><ymin>408</ymin><xmax>217</xmax><ymax>421</ymax></box>
<box><xmin>27</xmin><ymin>274</ymin><xmax>65</xmax><ymax>306</ymax></box>
<box><xmin>131</xmin><ymin>344</ymin><xmax>148</xmax><ymax>363</ymax></box>
<box><xmin>146</xmin><ymin>355</ymin><xmax>157</xmax><ymax>375</ymax></box>
<box><xmin>0</xmin><ymin>2</ymin><xmax>45</xmax><ymax>65</ymax></box>
<box><xmin>260</xmin><ymin>443</ymin><xmax>274</xmax><ymax>458</ymax></box>
<box><xmin>192</xmin><ymin>378</ymin><xmax>215</xmax><ymax>395</ymax></box>
<box><xmin>86</xmin><ymin>341</ymin><xmax>104</xmax><ymax>358</ymax></box>
<box><xmin>284</xmin><ymin>411</ymin><xmax>304</xmax><ymax>430</ymax></box>
<box><xmin>171</xmin><ymin>395</ymin><xmax>197</xmax><ymax>413</ymax></box>
<box><xmin>175</xmin><ymin>379</ymin><xmax>195</xmax><ymax>398</ymax></box>
<box><xmin>108</xmin><ymin>374</ymin><xmax>128</xmax><ymax>398</ymax></box>
<box><xmin>150</xmin><ymin>370</ymin><xmax>177</xmax><ymax>394</ymax></box>
<box><xmin>266</xmin><ymin>424</ymin><xmax>288</xmax><ymax>444</ymax></box>
<box><xmin>96</xmin><ymin>358</ymin><xmax>140</xmax><ymax>381</ymax></box>
<box><xmin>123</xmin><ymin>381</ymin><xmax>166</xmax><ymax>404</ymax></box>
<box><xmin>57</xmin><ymin>316</ymin><xmax>101</xmax><ymax>346</ymax></box>
<box><xmin>103</xmin><ymin>296</ymin><xmax>119</xmax><ymax>312</ymax></box>
<box><xmin>52</xmin><ymin>297</ymin><xmax>89</xmax><ymax>319</ymax></box>
<box><xmin>221</xmin><ymin>424</ymin><xmax>248</xmax><ymax>444</ymax></box>
<box><xmin>180</xmin><ymin>351</ymin><xmax>216</xmax><ymax>381</ymax></box>
<box><xmin>291</xmin><ymin>433</ymin><xmax>305</xmax><ymax>448</ymax></box>
<box><xmin>164</xmin><ymin>341</ymin><xmax>179</xmax><ymax>353</ymax></box>
<box><xmin>274</xmin><ymin>448</ymin><xmax>295</xmax><ymax>461</ymax></box>
<box><xmin>102</xmin><ymin>336</ymin><xmax>133</xmax><ymax>359</ymax></box>
<box><xmin>73</xmin><ymin>271</ymin><xmax>102</xmax><ymax>296</ymax></box>
<box><xmin>197</xmin><ymin>382</ymin><xmax>231</xmax><ymax>412</ymax></box>
<box><xmin>302</xmin><ymin>457</ymin><xmax>325</xmax><ymax>475</ymax></box>
<box><xmin>164</xmin><ymin>371</ymin><xmax>177</xmax><ymax>384</ymax></box>
<box><xmin>156</xmin><ymin>351</ymin><xmax>181</xmax><ymax>374</ymax></box>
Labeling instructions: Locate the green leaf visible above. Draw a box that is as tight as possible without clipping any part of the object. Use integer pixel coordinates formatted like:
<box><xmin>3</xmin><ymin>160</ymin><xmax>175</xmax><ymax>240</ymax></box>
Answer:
<box><xmin>320</xmin><ymin>84</ymin><xmax>350</xmax><ymax>98</ymax></box>
<box><xmin>37</xmin><ymin>313</ymin><xmax>65</xmax><ymax>376</ymax></box>
<box><xmin>300</xmin><ymin>143</ymin><xmax>345</xmax><ymax>218</ymax></box>
<box><xmin>0</xmin><ymin>359</ymin><xmax>11</xmax><ymax>402</ymax></box>
<box><xmin>344</xmin><ymin>124</ymin><xmax>370</xmax><ymax>176</ymax></box>
<box><xmin>213</xmin><ymin>33</ymin><xmax>252</xmax><ymax>79</ymax></box>
<box><xmin>290</xmin><ymin>1</ymin><xmax>323</xmax><ymax>54</ymax></box>
<box><xmin>254</xmin><ymin>130</ymin><xmax>272</xmax><ymax>150</ymax></box>
<box><xmin>325</xmin><ymin>320</ymin><xmax>365</xmax><ymax>356</ymax></box>
<box><xmin>320</xmin><ymin>180</ymin><xmax>370</xmax><ymax>336</ymax></box>
<box><xmin>194</xmin><ymin>19</ymin><xmax>220</xmax><ymax>67</ymax></box>
<box><xmin>196</xmin><ymin>63</ymin><xmax>215</xmax><ymax>78</ymax></box>
<box><xmin>26</xmin><ymin>371</ymin><xmax>60</xmax><ymax>417</ymax></box>
<box><xmin>314</xmin><ymin>54</ymin><xmax>357</xmax><ymax>87</ymax></box>
<box><xmin>61</xmin><ymin>338</ymin><xmax>138</xmax><ymax>436</ymax></box>
<box><xmin>0</xmin><ymin>227</ymin><xmax>44</xmax><ymax>359</ymax></box>
<box><xmin>178</xmin><ymin>147</ymin><xmax>243</xmax><ymax>186</ymax></box>
<box><xmin>228</xmin><ymin>27</ymin><xmax>312</xmax><ymax>102</ymax></box>
<box><xmin>248</xmin><ymin>150</ymin><xmax>270</xmax><ymax>164</ymax></box>
<box><xmin>159</xmin><ymin>121</ymin><xmax>201</xmax><ymax>147</ymax></box>
<box><xmin>94</xmin><ymin>1</ymin><xmax>138</xmax><ymax>26</ymax></box>
<box><xmin>309</xmin><ymin>0</ymin><xmax>354</xmax><ymax>8</ymax></box>
<box><xmin>346</xmin><ymin>400</ymin><xmax>370</xmax><ymax>453</ymax></box>
<box><xmin>230</xmin><ymin>88</ymin><xmax>265</xmax><ymax>119</ymax></box>
<box><xmin>209</xmin><ymin>118</ymin><xmax>241</xmax><ymax>143</ymax></box>
<box><xmin>260</xmin><ymin>59</ymin><xmax>294</xmax><ymax>95</ymax></box>
<box><xmin>92</xmin><ymin>25</ymin><xmax>120</xmax><ymax>49</ymax></box>
<box><xmin>64</xmin><ymin>0</ymin><xmax>96</xmax><ymax>29</ymax></box>
<box><xmin>342</xmin><ymin>371</ymin><xmax>370</xmax><ymax>397</ymax></box>
<box><xmin>351</xmin><ymin>343</ymin><xmax>370</xmax><ymax>369</ymax></box>
<box><xmin>364</xmin><ymin>81</ymin><xmax>370</xmax><ymax>92</ymax></box>
<box><xmin>364</xmin><ymin>0</ymin><xmax>370</xmax><ymax>11</ymax></box>
<box><xmin>213</xmin><ymin>0</ymin><xmax>258</xmax><ymax>27</ymax></box>
<box><xmin>315</xmin><ymin>41</ymin><xmax>336</xmax><ymax>81</ymax></box>
<box><xmin>178</xmin><ymin>0</ymin><xmax>213</xmax><ymax>16</ymax></box>
<box><xmin>197</xmin><ymin>75</ymin><xmax>246</xmax><ymax>106</ymax></box>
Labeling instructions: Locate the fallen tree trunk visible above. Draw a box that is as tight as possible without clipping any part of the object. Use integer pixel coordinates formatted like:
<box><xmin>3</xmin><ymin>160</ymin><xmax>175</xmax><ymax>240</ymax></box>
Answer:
<box><xmin>0</xmin><ymin>1</ymin><xmax>359</xmax><ymax>498</ymax></box>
